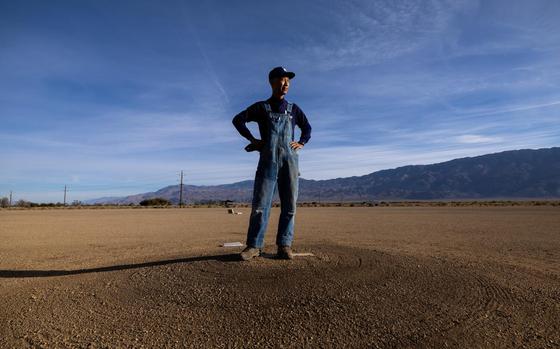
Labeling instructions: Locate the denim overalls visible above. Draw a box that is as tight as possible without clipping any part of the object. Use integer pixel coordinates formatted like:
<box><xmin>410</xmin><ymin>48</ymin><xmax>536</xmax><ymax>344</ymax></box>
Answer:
<box><xmin>246</xmin><ymin>102</ymin><xmax>299</xmax><ymax>248</ymax></box>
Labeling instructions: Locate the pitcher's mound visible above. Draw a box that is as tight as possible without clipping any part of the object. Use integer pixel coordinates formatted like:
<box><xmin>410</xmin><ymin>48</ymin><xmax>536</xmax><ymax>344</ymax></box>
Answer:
<box><xmin>3</xmin><ymin>243</ymin><xmax>559</xmax><ymax>348</ymax></box>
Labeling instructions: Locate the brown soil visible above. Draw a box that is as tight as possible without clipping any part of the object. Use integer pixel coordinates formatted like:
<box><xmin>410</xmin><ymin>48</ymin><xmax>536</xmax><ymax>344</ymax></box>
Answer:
<box><xmin>1</xmin><ymin>207</ymin><xmax>559</xmax><ymax>348</ymax></box>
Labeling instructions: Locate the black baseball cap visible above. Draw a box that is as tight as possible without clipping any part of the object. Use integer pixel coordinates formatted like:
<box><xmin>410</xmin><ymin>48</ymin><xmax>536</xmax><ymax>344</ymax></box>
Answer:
<box><xmin>268</xmin><ymin>66</ymin><xmax>295</xmax><ymax>81</ymax></box>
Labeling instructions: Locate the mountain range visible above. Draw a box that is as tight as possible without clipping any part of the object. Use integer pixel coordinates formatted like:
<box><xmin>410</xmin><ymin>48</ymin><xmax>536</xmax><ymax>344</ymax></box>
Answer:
<box><xmin>86</xmin><ymin>147</ymin><xmax>560</xmax><ymax>204</ymax></box>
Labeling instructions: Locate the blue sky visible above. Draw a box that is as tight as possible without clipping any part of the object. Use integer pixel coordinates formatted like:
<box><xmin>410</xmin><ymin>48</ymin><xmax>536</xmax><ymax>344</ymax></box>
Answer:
<box><xmin>1</xmin><ymin>0</ymin><xmax>559</xmax><ymax>202</ymax></box>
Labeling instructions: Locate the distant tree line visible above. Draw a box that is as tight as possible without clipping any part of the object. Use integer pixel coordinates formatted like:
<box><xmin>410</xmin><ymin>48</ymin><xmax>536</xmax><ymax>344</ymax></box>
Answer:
<box><xmin>139</xmin><ymin>197</ymin><xmax>171</xmax><ymax>206</ymax></box>
<box><xmin>0</xmin><ymin>198</ymin><xmax>84</xmax><ymax>208</ymax></box>
<box><xmin>193</xmin><ymin>199</ymin><xmax>233</xmax><ymax>205</ymax></box>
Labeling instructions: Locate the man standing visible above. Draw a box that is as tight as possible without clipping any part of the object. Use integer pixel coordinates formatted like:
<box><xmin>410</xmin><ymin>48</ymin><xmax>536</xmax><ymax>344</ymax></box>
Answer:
<box><xmin>232</xmin><ymin>66</ymin><xmax>312</xmax><ymax>260</ymax></box>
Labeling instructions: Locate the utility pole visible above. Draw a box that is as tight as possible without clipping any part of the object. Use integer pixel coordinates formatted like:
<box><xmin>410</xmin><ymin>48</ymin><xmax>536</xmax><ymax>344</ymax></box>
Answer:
<box><xmin>179</xmin><ymin>170</ymin><xmax>184</xmax><ymax>207</ymax></box>
<box><xmin>9</xmin><ymin>191</ymin><xmax>12</xmax><ymax>206</ymax></box>
<box><xmin>63</xmin><ymin>185</ymin><xmax>67</xmax><ymax>206</ymax></box>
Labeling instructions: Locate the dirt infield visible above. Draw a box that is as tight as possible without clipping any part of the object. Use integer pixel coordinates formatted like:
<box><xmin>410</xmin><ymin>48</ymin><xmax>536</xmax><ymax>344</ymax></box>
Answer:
<box><xmin>1</xmin><ymin>207</ymin><xmax>559</xmax><ymax>348</ymax></box>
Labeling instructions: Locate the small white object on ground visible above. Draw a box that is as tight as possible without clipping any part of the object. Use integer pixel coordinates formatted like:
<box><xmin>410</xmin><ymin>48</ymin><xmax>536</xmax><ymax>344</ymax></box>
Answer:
<box><xmin>221</xmin><ymin>242</ymin><xmax>244</xmax><ymax>247</ymax></box>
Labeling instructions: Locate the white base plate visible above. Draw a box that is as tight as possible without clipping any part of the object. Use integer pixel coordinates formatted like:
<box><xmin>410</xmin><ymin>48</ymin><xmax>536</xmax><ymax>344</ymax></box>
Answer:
<box><xmin>221</xmin><ymin>242</ymin><xmax>244</xmax><ymax>247</ymax></box>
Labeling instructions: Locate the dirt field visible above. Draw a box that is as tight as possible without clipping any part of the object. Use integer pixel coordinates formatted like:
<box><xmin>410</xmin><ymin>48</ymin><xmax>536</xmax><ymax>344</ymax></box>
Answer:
<box><xmin>1</xmin><ymin>207</ymin><xmax>559</xmax><ymax>348</ymax></box>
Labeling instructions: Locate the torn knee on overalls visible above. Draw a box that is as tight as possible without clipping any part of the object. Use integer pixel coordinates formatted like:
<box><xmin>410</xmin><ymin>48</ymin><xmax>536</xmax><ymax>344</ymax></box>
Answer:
<box><xmin>282</xmin><ymin>209</ymin><xmax>295</xmax><ymax>216</ymax></box>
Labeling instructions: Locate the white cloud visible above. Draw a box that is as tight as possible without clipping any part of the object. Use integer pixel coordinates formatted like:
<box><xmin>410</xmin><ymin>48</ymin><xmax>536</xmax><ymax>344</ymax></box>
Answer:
<box><xmin>299</xmin><ymin>136</ymin><xmax>558</xmax><ymax>181</ymax></box>
<box><xmin>455</xmin><ymin>134</ymin><xmax>502</xmax><ymax>144</ymax></box>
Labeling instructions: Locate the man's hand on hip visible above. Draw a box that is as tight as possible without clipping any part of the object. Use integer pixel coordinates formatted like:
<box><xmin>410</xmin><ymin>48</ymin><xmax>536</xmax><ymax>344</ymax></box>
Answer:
<box><xmin>251</xmin><ymin>138</ymin><xmax>265</xmax><ymax>149</ymax></box>
<box><xmin>290</xmin><ymin>141</ymin><xmax>304</xmax><ymax>150</ymax></box>
<box><xmin>244</xmin><ymin>138</ymin><xmax>265</xmax><ymax>152</ymax></box>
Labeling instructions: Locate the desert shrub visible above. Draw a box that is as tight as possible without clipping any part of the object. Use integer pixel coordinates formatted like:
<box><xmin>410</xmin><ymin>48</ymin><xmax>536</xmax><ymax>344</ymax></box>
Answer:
<box><xmin>16</xmin><ymin>199</ymin><xmax>32</xmax><ymax>208</ymax></box>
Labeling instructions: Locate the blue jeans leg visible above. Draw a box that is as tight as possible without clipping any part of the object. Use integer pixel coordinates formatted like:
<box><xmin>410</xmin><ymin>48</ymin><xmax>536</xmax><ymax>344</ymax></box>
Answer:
<box><xmin>246</xmin><ymin>173</ymin><xmax>277</xmax><ymax>248</ymax></box>
<box><xmin>276</xmin><ymin>158</ymin><xmax>299</xmax><ymax>246</ymax></box>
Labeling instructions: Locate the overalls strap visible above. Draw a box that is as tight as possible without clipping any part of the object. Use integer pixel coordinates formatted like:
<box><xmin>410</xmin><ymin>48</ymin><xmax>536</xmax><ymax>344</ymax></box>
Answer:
<box><xmin>264</xmin><ymin>102</ymin><xmax>292</xmax><ymax>114</ymax></box>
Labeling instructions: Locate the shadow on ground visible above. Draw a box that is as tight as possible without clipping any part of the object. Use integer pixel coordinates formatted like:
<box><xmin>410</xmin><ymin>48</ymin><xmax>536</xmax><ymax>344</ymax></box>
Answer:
<box><xmin>0</xmin><ymin>253</ymin><xmax>246</xmax><ymax>278</ymax></box>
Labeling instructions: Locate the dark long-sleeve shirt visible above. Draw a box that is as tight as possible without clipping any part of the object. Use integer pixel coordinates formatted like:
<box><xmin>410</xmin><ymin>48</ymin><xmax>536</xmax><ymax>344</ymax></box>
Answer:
<box><xmin>232</xmin><ymin>96</ymin><xmax>312</xmax><ymax>145</ymax></box>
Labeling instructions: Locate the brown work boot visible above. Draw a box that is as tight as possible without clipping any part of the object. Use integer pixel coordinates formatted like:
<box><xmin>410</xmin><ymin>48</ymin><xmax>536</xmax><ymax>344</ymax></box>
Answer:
<box><xmin>240</xmin><ymin>246</ymin><xmax>262</xmax><ymax>261</ymax></box>
<box><xmin>277</xmin><ymin>245</ymin><xmax>294</xmax><ymax>260</ymax></box>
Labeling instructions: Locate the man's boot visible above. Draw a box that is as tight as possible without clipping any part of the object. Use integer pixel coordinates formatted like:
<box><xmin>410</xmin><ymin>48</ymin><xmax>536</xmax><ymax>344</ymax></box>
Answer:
<box><xmin>277</xmin><ymin>245</ymin><xmax>294</xmax><ymax>260</ymax></box>
<box><xmin>240</xmin><ymin>246</ymin><xmax>262</xmax><ymax>261</ymax></box>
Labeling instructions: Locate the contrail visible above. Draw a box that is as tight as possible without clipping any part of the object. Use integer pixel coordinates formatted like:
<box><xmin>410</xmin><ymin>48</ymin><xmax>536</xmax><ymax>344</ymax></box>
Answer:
<box><xmin>181</xmin><ymin>4</ymin><xmax>230</xmax><ymax>107</ymax></box>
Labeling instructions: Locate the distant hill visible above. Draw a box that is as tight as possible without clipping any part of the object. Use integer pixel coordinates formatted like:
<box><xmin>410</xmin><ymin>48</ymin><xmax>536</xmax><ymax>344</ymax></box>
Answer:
<box><xmin>86</xmin><ymin>147</ymin><xmax>560</xmax><ymax>204</ymax></box>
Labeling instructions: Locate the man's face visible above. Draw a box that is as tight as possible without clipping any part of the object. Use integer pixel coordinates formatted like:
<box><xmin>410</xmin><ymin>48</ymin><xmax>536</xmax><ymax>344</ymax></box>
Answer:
<box><xmin>270</xmin><ymin>76</ymin><xmax>290</xmax><ymax>96</ymax></box>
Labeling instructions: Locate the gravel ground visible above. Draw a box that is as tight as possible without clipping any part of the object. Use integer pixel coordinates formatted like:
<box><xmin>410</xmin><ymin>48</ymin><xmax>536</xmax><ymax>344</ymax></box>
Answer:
<box><xmin>0</xmin><ymin>207</ymin><xmax>559</xmax><ymax>348</ymax></box>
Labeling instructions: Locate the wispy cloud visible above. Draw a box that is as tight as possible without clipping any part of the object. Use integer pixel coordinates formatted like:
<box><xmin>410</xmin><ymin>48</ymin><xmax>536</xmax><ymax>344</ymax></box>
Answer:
<box><xmin>455</xmin><ymin>134</ymin><xmax>503</xmax><ymax>144</ymax></box>
<box><xmin>295</xmin><ymin>0</ymin><xmax>473</xmax><ymax>70</ymax></box>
